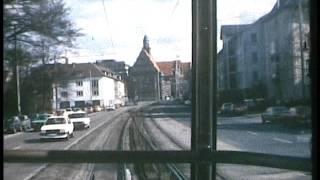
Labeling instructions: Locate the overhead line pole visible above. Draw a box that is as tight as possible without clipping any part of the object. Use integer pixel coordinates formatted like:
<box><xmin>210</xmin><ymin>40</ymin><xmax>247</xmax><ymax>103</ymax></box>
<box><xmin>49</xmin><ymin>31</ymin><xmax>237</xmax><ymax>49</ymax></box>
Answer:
<box><xmin>13</xmin><ymin>22</ymin><xmax>21</xmax><ymax>115</ymax></box>
<box><xmin>298</xmin><ymin>0</ymin><xmax>306</xmax><ymax>100</ymax></box>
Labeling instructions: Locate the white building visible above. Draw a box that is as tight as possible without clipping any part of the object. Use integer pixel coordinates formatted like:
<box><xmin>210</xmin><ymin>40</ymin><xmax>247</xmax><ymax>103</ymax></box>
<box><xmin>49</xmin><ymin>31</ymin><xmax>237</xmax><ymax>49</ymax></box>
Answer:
<box><xmin>51</xmin><ymin>63</ymin><xmax>125</xmax><ymax>110</ymax></box>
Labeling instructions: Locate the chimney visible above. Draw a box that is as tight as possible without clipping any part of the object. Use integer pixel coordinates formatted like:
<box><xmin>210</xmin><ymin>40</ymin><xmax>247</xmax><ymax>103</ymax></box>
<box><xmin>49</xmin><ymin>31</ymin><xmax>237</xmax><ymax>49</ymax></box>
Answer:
<box><xmin>65</xmin><ymin>58</ymin><xmax>69</xmax><ymax>64</ymax></box>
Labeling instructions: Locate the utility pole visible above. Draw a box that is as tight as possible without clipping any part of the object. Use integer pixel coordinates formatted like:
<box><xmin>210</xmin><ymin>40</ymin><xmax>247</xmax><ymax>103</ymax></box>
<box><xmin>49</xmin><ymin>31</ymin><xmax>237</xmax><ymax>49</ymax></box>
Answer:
<box><xmin>54</xmin><ymin>56</ymin><xmax>58</xmax><ymax>111</ymax></box>
<box><xmin>89</xmin><ymin>69</ymin><xmax>92</xmax><ymax>104</ymax></box>
<box><xmin>298</xmin><ymin>0</ymin><xmax>306</xmax><ymax>100</ymax></box>
<box><xmin>13</xmin><ymin>22</ymin><xmax>21</xmax><ymax>115</ymax></box>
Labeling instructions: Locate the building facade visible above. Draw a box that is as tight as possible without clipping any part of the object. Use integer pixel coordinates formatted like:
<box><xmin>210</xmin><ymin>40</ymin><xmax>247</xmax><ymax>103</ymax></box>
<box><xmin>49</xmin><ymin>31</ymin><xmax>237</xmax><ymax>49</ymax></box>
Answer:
<box><xmin>129</xmin><ymin>35</ymin><xmax>161</xmax><ymax>101</ymax></box>
<box><xmin>157</xmin><ymin>60</ymin><xmax>191</xmax><ymax>100</ymax></box>
<box><xmin>51</xmin><ymin>63</ymin><xmax>125</xmax><ymax>110</ymax></box>
<box><xmin>218</xmin><ymin>0</ymin><xmax>310</xmax><ymax>103</ymax></box>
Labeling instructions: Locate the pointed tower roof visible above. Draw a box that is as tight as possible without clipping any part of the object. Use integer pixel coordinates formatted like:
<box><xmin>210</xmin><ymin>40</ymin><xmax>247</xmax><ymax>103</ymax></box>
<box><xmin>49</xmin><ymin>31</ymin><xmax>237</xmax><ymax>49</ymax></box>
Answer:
<box><xmin>133</xmin><ymin>35</ymin><xmax>160</xmax><ymax>72</ymax></box>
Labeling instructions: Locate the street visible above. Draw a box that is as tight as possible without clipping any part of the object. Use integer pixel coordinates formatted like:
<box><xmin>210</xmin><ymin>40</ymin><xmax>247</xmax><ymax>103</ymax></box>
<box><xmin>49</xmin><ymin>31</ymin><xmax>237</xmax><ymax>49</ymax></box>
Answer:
<box><xmin>4</xmin><ymin>102</ymin><xmax>311</xmax><ymax>180</ymax></box>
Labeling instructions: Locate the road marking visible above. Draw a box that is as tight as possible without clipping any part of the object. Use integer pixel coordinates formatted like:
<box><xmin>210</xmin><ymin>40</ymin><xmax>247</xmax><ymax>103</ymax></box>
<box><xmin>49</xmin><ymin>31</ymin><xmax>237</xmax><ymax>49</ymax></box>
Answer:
<box><xmin>273</xmin><ymin>138</ymin><xmax>293</xmax><ymax>144</ymax></box>
<box><xmin>247</xmin><ymin>131</ymin><xmax>257</xmax><ymax>135</ymax></box>
<box><xmin>4</xmin><ymin>132</ymin><xmax>22</xmax><ymax>140</ymax></box>
<box><xmin>23</xmin><ymin>165</ymin><xmax>48</xmax><ymax>180</ymax></box>
<box><xmin>13</xmin><ymin>146</ymin><xmax>21</xmax><ymax>150</ymax></box>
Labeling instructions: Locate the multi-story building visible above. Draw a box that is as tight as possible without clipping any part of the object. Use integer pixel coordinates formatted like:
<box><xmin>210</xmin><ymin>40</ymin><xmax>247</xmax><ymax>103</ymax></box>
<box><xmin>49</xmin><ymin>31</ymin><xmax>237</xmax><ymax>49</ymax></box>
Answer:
<box><xmin>157</xmin><ymin>60</ymin><xmax>191</xmax><ymax>100</ymax></box>
<box><xmin>218</xmin><ymin>0</ymin><xmax>310</xmax><ymax>103</ymax></box>
<box><xmin>95</xmin><ymin>59</ymin><xmax>130</xmax><ymax>102</ymax></box>
<box><xmin>51</xmin><ymin>63</ymin><xmax>125</xmax><ymax>110</ymax></box>
<box><xmin>95</xmin><ymin>59</ymin><xmax>129</xmax><ymax>81</ymax></box>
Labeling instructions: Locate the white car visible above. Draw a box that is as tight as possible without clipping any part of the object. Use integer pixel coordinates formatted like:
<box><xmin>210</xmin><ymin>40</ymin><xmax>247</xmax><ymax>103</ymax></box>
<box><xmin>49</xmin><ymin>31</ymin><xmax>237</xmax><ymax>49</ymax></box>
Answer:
<box><xmin>68</xmin><ymin>111</ymin><xmax>90</xmax><ymax>130</ymax></box>
<box><xmin>40</xmin><ymin>116</ymin><xmax>74</xmax><ymax>140</ymax></box>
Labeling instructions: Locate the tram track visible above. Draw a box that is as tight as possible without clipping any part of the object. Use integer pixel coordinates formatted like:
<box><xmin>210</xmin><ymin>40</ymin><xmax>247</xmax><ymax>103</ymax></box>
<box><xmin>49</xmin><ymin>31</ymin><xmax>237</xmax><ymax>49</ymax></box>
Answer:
<box><xmin>128</xmin><ymin>110</ymin><xmax>189</xmax><ymax>180</ymax></box>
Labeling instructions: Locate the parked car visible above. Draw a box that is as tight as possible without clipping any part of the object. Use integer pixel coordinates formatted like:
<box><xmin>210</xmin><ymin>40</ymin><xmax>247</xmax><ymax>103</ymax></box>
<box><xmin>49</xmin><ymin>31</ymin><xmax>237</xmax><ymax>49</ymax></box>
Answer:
<box><xmin>18</xmin><ymin>115</ymin><xmax>32</xmax><ymax>131</ymax></box>
<box><xmin>287</xmin><ymin>106</ymin><xmax>311</xmax><ymax>124</ymax></box>
<box><xmin>261</xmin><ymin>106</ymin><xmax>291</xmax><ymax>124</ymax></box>
<box><xmin>106</xmin><ymin>104</ymin><xmax>116</xmax><ymax>111</ymax></box>
<box><xmin>84</xmin><ymin>106</ymin><xmax>94</xmax><ymax>113</ymax></box>
<box><xmin>65</xmin><ymin>108</ymin><xmax>73</xmax><ymax>112</ymax></box>
<box><xmin>4</xmin><ymin>116</ymin><xmax>23</xmax><ymax>134</ymax></box>
<box><xmin>40</xmin><ymin>116</ymin><xmax>74</xmax><ymax>140</ymax></box>
<box><xmin>233</xmin><ymin>103</ymin><xmax>248</xmax><ymax>115</ymax></box>
<box><xmin>71</xmin><ymin>107</ymin><xmax>82</xmax><ymax>112</ymax></box>
<box><xmin>31</xmin><ymin>113</ymin><xmax>52</xmax><ymax>131</ymax></box>
<box><xmin>93</xmin><ymin>105</ymin><xmax>102</xmax><ymax>112</ymax></box>
<box><xmin>68</xmin><ymin>111</ymin><xmax>90</xmax><ymax>130</ymax></box>
<box><xmin>184</xmin><ymin>99</ymin><xmax>191</xmax><ymax>105</ymax></box>
<box><xmin>220</xmin><ymin>103</ymin><xmax>235</xmax><ymax>115</ymax></box>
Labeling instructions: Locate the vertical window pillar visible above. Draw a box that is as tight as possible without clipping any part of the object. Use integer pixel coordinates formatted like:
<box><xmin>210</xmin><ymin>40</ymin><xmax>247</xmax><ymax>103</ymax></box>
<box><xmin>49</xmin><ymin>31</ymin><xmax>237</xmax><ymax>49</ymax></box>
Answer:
<box><xmin>192</xmin><ymin>0</ymin><xmax>217</xmax><ymax>179</ymax></box>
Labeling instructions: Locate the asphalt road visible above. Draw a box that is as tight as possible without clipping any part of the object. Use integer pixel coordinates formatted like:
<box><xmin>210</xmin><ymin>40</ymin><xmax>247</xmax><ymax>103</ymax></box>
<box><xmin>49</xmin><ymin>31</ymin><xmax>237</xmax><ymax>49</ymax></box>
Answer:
<box><xmin>3</xmin><ymin>102</ymin><xmax>312</xmax><ymax>180</ymax></box>
<box><xmin>145</xmin><ymin>103</ymin><xmax>312</xmax><ymax>180</ymax></box>
<box><xmin>3</xmin><ymin>105</ymin><xmax>143</xmax><ymax>180</ymax></box>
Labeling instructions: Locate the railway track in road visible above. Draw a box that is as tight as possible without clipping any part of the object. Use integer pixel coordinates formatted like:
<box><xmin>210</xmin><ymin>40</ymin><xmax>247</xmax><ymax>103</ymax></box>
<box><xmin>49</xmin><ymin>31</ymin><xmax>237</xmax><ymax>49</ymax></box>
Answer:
<box><xmin>134</xmin><ymin>109</ymin><xmax>227</xmax><ymax>180</ymax></box>
<box><xmin>128</xmin><ymin>110</ymin><xmax>189</xmax><ymax>180</ymax></box>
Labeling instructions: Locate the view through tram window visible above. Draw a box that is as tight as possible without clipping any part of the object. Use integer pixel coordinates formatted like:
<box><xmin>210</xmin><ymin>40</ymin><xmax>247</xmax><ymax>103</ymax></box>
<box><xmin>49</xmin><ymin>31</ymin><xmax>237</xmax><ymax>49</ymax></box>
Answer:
<box><xmin>3</xmin><ymin>0</ymin><xmax>314</xmax><ymax>180</ymax></box>
<box><xmin>216</xmin><ymin>0</ymin><xmax>312</xmax><ymax>179</ymax></box>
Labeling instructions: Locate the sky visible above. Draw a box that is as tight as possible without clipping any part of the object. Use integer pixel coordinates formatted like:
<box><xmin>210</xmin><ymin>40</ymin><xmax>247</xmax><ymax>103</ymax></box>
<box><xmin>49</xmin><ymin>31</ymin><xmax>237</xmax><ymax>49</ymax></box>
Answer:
<box><xmin>64</xmin><ymin>0</ymin><xmax>277</xmax><ymax>66</ymax></box>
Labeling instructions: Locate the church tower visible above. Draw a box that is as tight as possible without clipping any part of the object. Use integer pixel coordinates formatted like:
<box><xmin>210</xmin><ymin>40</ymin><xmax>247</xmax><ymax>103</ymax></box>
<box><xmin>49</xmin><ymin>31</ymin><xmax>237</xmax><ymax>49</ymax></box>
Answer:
<box><xmin>143</xmin><ymin>35</ymin><xmax>150</xmax><ymax>53</ymax></box>
<box><xmin>129</xmin><ymin>35</ymin><xmax>161</xmax><ymax>101</ymax></box>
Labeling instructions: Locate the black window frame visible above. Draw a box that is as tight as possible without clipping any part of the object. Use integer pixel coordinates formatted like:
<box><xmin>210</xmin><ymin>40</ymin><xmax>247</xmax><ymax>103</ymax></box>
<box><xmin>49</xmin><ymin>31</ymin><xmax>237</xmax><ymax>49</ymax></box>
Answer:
<box><xmin>76</xmin><ymin>80</ymin><xmax>83</xmax><ymax>86</ymax></box>
<box><xmin>76</xmin><ymin>91</ymin><xmax>83</xmax><ymax>97</ymax></box>
<box><xmin>4</xmin><ymin>0</ymin><xmax>317</xmax><ymax>180</ymax></box>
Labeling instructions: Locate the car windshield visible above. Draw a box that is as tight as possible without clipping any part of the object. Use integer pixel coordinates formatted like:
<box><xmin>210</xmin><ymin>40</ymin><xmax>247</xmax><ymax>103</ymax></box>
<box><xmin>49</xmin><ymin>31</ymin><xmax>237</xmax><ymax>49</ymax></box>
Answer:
<box><xmin>38</xmin><ymin>115</ymin><xmax>49</xmax><ymax>120</ymax></box>
<box><xmin>68</xmin><ymin>113</ymin><xmax>86</xmax><ymax>118</ymax></box>
<box><xmin>45</xmin><ymin>118</ymin><xmax>66</xmax><ymax>125</ymax></box>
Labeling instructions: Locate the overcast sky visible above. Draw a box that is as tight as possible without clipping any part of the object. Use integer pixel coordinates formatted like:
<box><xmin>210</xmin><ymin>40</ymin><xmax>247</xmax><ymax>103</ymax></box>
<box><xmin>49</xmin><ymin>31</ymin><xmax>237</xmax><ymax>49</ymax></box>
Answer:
<box><xmin>64</xmin><ymin>0</ymin><xmax>277</xmax><ymax>66</ymax></box>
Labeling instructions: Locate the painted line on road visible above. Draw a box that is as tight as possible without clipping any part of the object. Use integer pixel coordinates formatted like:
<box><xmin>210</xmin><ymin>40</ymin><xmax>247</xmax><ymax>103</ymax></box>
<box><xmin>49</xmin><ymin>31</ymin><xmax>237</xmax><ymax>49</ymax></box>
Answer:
<box><xmin>247</xmin><ymin>131</ymin><xmax>257</xmax><ymax>135</ymax></box>
<box><xmin>273</xmin><ymin>137</ymin><xmax>293</xmax><ymax>144</ymax></box>
<box><xmin>23</xmin><ymin>164</ymin><xmax>49</xmax><ymax>180</ymax></box>
<box><xmin>4</xmin><ymin>132</ymin><xmax>22</xmax><ymax>140</ymax></box>
<box><xmin>13</xmin><ymin>146</ymin><xmax>21</xmax><ymax>150</ymax></box>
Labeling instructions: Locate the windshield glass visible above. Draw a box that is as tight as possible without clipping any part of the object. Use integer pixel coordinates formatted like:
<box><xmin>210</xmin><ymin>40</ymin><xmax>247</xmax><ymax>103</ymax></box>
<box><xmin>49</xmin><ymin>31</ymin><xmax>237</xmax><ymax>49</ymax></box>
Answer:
<box><xmin>38</xmin><ymin>115</ymin><xmax>49</xmax><ymax>120</ymax></box>
<box><xmin>68</xmin><ymin>113</ymin><xmax>86</xmax><ymax>118</ymax></box>
<box><xmin>45</xmin><ymin>118</ymin><xmax>66</xmax><ymax>125</ymax></box>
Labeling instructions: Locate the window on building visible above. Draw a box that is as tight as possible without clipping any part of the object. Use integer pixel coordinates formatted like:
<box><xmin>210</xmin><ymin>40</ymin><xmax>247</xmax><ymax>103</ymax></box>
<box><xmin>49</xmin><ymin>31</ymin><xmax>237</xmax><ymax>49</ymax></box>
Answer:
<box><xmin>252</xmin><ymin>71</ymin><xmax>259</xmax><ymax>82</ymax></box>
<box><xmin>76</xmin><ymin>91</ymin><xmax>83</xmax><ymax>97</ymax></box>
<box><xmin>75</xmin><ymin>101</ymin><xmax>85</xmax><ymax>107</ymax></box>
<box><xmin>76</xmin><ymin>81</ymin><xmax>83</xmax><ymax>86</ymax></box>
<box><xmin>91</xmin><ymin>80</ymin><xmax>98</xmax><ymax>88</ymax></box>
<box><xmin>252</xmin><ymin>52</ymin><xmax>258</xmax><ymax>63</ymax></box>
<box><xmin>59</xmin><ymin>101</ymin><xmax>70</xmax><ymax>109</ymax></box>
<box><xmin>251</xmin><ymin>33</ymin><xmax>257</xmax><ymax>43</ymax></box>
<box><xmin>61</xmin><ymin>91</ymin><xmax>68</xmax><ymax>98</ymax></box>
<box><xmin>93</xmin><ymin>90</ymin><xmax>99</xmax><ymax>96</ymax></box>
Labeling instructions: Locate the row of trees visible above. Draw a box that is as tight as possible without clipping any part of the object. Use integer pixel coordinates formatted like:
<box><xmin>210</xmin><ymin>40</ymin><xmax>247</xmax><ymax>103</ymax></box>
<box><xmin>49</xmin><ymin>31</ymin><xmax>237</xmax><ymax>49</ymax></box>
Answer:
<box><xmin>4</xmin><ymin>0</ymin><xmax>82</xmax><ymax>118</ymax></box>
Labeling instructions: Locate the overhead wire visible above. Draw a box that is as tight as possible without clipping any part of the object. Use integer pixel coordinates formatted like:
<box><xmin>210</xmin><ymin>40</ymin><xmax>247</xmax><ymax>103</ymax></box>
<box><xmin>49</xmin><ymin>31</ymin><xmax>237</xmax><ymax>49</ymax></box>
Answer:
<box><xmin>101</xmin><ymin>0</ymin><xmax>115</xmax><ymax>53</ymax></box>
